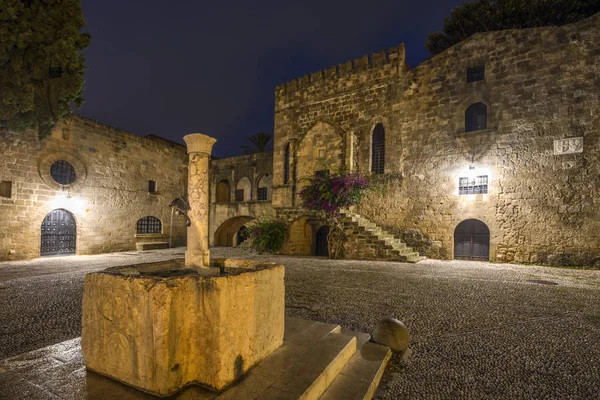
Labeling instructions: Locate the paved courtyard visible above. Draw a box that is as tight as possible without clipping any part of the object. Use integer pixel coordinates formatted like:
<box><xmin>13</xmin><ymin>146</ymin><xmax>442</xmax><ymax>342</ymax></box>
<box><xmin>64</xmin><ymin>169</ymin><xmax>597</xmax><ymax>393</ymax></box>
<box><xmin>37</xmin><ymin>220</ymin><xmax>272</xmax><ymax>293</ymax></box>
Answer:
<box><xmin>1</xmin><ymin>248</ymin><xmax>599</xmax><ymax>399</ymax></box>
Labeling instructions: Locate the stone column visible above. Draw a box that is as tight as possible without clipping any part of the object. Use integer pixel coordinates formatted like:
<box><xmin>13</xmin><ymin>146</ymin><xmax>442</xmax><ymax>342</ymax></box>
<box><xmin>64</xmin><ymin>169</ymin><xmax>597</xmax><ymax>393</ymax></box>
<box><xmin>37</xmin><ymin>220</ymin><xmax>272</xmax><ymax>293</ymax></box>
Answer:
<box><xmin>183</xmin><ymin>133</ymin><xmax>217</xmax><ymax>272</ymax></box>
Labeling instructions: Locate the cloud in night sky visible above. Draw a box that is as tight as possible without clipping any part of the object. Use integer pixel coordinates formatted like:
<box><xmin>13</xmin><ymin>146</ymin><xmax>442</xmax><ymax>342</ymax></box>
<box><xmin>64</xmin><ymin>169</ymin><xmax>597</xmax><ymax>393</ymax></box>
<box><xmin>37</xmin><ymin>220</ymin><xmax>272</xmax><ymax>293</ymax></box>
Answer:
<box><xmin>79</xmin><ymin>0</ymin><xmax>462</xmax><ymax>157</ymax></box>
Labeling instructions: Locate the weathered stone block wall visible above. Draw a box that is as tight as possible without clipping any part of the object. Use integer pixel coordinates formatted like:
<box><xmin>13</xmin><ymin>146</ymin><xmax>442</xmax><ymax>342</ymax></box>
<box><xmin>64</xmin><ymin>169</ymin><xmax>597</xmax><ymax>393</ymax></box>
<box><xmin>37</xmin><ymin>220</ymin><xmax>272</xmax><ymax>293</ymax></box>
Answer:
<box><xmin>273</xmin><ymin>14</ymin><xmax>600</xmax><ymax>265</ymax></box>
<box><xmin>0</xmin><ymin>116</ymin><xmax>188</xmax><ymax>261</ymax></box>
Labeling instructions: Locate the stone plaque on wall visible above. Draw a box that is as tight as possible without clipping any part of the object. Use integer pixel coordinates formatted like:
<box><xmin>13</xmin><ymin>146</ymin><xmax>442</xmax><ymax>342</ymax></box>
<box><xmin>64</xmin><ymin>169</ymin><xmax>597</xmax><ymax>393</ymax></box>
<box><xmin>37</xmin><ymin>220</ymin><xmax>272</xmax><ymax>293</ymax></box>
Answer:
<box><xmin>554</xmin><ymin>137</ymin><xmax>583</xmax><ymax>155</ymax></box>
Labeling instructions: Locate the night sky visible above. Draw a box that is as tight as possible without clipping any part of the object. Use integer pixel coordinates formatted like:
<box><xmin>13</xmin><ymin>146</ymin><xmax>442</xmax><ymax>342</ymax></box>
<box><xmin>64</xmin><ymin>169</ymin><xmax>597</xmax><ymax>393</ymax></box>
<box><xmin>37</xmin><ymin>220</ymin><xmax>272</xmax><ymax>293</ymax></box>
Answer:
<box><xmin>79</xmin><ymin>0</ymin><xmax>462</xmax><ymax>158</ymax></box>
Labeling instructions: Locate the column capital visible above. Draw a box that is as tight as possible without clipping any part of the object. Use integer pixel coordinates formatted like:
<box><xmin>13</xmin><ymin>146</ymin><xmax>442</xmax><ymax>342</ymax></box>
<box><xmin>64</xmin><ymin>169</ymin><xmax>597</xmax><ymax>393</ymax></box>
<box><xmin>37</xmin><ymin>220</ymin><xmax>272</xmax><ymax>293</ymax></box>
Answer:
<box><xmin>183</xmin><ymin>133</ymin><xmax>217</xmax><ymax>155</ymax></box>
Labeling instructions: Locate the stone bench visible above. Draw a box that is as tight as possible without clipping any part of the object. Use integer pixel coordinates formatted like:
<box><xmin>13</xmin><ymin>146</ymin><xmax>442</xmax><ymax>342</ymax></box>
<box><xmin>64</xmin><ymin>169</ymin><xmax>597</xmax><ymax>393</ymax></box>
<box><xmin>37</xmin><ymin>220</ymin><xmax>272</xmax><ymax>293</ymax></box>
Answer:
<box><xmin>135</xmin><ymin>242</ymin><xmax>169</xmax><ymax>251</ymax></box>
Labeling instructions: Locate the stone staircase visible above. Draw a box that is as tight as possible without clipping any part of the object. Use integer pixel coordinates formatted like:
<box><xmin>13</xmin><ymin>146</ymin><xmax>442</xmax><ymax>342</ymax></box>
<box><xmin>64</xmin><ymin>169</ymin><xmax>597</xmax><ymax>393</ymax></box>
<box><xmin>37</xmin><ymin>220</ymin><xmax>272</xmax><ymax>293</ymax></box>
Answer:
<box><xmin>0</xmin><ymin>318</ymin><xmax>391</xmax><ymax>400</ymax></box>
<box><xmin>340</xmin><ymin>211</ymin><xmax>423</xmax><ymax>263</ymax></box>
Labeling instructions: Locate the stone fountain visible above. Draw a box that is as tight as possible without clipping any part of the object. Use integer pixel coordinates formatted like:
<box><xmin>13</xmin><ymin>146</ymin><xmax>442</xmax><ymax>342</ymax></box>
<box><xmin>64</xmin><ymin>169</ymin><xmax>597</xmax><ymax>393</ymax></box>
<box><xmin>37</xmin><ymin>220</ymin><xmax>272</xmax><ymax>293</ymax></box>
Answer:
<box><xmin>81</xmin><ymin>134</ymin><xmax>285</xmax><ymax>397</ymax></box>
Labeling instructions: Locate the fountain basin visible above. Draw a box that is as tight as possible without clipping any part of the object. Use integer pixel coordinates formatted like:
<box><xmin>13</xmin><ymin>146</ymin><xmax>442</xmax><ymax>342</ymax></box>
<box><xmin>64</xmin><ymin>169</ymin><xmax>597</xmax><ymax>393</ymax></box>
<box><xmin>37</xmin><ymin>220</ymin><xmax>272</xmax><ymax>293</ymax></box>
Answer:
<box><xmin>81</xmin><ymin>258</ymin><xmax>285</xmax><ymax>397</ymax></box>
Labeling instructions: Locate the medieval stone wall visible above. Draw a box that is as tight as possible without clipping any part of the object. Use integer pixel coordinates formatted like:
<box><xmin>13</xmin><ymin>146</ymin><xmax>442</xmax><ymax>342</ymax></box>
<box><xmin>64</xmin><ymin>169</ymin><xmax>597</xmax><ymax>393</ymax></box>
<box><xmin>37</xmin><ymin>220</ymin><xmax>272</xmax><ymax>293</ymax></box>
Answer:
<box><xmin>0</xmin><ymin>115</ymin><xmax>188</xmax><ymax>261</ymax></box>
<box><xmin>272</xmin><ymin>14</ymin><xmax>600</xmax><ymax>265</ymax></box>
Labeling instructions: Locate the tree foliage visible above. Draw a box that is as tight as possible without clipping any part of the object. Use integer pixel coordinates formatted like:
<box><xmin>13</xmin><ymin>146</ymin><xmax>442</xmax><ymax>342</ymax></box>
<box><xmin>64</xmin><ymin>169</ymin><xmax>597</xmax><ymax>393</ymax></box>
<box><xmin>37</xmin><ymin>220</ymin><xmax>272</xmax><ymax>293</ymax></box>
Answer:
<box><xmin>299</xmin><ymin>169</ymin><xmax>371</xmax><ymax>259</ymax></box>
<box><xmin>426</xmin><ymin>0</ymin><xmax>600</xmax><ymax>55</ymax></box>
<box><xmin>240</xmin><ymin>132</ymin><xmax>273</xmax><ymax>154</ymax></box>
<box><xmin>0</xmin><ymin>0</ymin><xmax>90</xmax><ymax>139</ymax></box>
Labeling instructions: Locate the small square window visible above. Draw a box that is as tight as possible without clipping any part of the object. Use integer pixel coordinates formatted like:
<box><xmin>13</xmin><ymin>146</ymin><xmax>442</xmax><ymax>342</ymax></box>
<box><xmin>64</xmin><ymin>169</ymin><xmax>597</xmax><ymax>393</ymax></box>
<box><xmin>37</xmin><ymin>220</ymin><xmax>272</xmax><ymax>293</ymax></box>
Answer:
<box><xmin>257</xmin><ymin>187</ymin><xmax>267</xmax><ymax>201</ymax></box>
<box><xmin>148</xmin><ymin>180</ymin><xmax>157</xmax><ymax>193</ymax></box>
<box><xmin>467</xmin><ymin>65</ymin><xmax>485</xmax><ymax>83</ymax></box>
<box><xmin>317</xmin><ymin>148</ymin><xmax>325</xmax><ymax>158</ymax></box>
<box><xmin>459</xmin><ymin>175</ymin><xmax>488</xmax><ymax>195</ymax></box>
<box><xmin>0</xmin><ymin>181</ymin><xmax>12</xmax><ymax>198</ymax></box>
<box><xmin>235</xmin><ymin>189</ymin><xmax>245</xmax><ymax>202</ymax></box>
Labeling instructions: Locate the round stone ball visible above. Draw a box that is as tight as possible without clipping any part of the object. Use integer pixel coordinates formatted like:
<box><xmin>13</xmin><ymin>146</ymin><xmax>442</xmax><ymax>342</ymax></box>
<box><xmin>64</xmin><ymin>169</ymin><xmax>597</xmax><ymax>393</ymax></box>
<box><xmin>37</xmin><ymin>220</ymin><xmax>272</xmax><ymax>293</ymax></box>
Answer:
<box><xmin>373</xmin><ymin>318</ymin><xmax>410</xmax><ymax>352</ymax></box>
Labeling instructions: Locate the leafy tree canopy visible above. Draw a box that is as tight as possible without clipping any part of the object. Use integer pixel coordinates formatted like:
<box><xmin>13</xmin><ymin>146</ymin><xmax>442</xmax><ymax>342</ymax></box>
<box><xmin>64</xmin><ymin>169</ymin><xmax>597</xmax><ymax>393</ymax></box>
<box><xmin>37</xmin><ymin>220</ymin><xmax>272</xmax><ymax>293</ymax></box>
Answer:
<box><xmin>240</xmin><ymin>132</ymin><xmax>273</xmax><ymax>154</ymax></box>
<box><xmin>0</xmin><ymin>0</ymin><xmax>90</xmax><ymax>139</ymax></box>
<box><xmin>426</xmin><ymin>0</ymin><xmax>600</xmax><ymax>55</ymax></box>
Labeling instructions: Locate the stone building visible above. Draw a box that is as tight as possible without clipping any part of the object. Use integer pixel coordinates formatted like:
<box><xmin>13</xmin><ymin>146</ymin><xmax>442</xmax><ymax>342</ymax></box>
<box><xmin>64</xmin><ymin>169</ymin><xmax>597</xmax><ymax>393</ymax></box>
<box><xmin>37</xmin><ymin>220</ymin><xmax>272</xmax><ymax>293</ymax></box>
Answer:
<box><xmin>209</xmin><ymin>152</ymin><xmax>274</xmax><ymax>247</ymax></box>
<box><xmin>0</xmin><ymin>116</ymin><xmax>188</xmax><ymax>261</ymax></box>
<box><xmin>267</xmin><ymin>14</ymin><xmax>600</xmax><ymax>265</ymax></box>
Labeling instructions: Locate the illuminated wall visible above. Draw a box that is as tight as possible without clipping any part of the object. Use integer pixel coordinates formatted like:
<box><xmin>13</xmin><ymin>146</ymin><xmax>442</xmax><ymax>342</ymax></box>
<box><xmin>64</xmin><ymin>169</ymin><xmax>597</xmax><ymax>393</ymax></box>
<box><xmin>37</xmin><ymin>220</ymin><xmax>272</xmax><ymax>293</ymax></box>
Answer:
<box><xmin>272</xmin><ymin>14</ymin><xmax>600</xmax><ymax>265</ymax></box>
<box><xmin>0</xmin><ymin>116</ymin><xmax>188</xmax><ymax>261</ymax></box>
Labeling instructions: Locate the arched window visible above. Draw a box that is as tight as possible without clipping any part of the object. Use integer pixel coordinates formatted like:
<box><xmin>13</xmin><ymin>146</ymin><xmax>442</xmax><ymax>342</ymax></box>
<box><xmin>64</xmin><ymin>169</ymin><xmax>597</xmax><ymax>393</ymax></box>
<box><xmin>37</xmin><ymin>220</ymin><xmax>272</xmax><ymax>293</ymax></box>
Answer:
<box><xmin>216</xmin><ymin>180</ymin><xmax>231</xmax><ymax>202</ymax></box>
<box><xmin>371</xmin><ymin>124</ymin><xmax>385</xmax><ymax>174</ymax></box>
<box><xmin>235</xmin><ymin>177</ymin><xmax>251</xmax><ymax>202</ymax></box>
<box><xmin>257</xmin><ymin>174</ymin><xmax>271</xmax><ymax>201</ymax></box>
<box><xmin>283</xmin><ymin>143</ymin><xmax>290</xmax><ymax>184</ymax></box>
<box><xmin>136</xmin><ymin>216</ymin><xmax>162</xmax><ymax>234</ymax></box>
<box><xmin>465</xmin><ymin>103</ymin><xmax>487</xmax><ymax>132</ymax></box>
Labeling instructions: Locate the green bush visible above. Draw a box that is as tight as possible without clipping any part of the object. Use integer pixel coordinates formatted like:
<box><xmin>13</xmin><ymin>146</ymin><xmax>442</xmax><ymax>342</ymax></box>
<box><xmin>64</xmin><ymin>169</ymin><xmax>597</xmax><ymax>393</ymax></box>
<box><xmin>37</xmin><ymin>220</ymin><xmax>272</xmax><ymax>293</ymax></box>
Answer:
<box><xmin>249</xmin><ymin>219</ymin><xmax>287</xmax><ymax>254</ymax></box>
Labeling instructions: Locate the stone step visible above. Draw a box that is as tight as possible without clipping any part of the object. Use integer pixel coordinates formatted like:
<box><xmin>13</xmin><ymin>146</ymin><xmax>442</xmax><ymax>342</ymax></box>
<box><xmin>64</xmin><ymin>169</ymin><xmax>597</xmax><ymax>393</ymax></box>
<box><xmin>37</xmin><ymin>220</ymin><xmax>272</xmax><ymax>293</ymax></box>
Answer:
<box><xmin>210</xmin><ymin>318</ymin><xmax>356</xmax><ymax>400</ymax></box>
<box><xmin>320</xmin><ymin>332</ymin><xmax>392</xmax><ymax>400</ymax></box>
<box><xmin>342</xmin><ymin>211</ymin><xmax>423</xmax><ymax>263</ymax></box>
<box><xmin>0</xmin><ymin>318</ymin><xmax>388</xmax><ymax>400</ymax></box>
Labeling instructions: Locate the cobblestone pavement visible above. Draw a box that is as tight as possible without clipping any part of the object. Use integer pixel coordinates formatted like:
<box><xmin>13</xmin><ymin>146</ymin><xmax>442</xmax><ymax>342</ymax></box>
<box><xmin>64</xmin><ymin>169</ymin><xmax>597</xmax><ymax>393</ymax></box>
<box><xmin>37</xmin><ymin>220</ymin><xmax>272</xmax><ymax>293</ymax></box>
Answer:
<box><xmin>0</xmin><ymin>248</ymin><xmax>186</xmax><ymax>360</ymax></box>
<box><xmin>1</xmin><ymin>248</ymin><xmax>600</xmax><ymax>399</ymax></box>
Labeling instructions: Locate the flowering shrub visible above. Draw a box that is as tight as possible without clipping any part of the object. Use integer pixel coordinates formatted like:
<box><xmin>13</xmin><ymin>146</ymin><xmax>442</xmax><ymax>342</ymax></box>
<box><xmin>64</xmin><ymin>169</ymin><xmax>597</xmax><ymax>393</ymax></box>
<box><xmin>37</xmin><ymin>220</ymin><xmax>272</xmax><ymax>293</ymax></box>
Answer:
<box><xmin>299</xmin><ymin>170</ymin><xmax>370</xmax><ymax>217</ymax></box>
<box><xmin>299</xmin><ymin>169</ymin><xmax>371</xmax><ymax>258</ymax></box>
<box><xmin>248</xmin><ymin>219</ymin><xmax>287</xmax><ymax>254</ymax></box>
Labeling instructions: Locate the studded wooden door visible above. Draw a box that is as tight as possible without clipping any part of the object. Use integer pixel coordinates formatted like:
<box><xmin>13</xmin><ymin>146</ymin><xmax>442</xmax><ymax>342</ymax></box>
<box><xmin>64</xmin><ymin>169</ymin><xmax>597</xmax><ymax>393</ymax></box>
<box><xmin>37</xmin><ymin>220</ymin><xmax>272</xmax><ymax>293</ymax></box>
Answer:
<box><xmin>454</xmin><ymin>219</ymin><xmax>490</xmax><ymax>261</ymax></box>
<box><xmin>41</xmin><ymin>209</ymin><xmax>76</xmax><ymax>257</ymax></box>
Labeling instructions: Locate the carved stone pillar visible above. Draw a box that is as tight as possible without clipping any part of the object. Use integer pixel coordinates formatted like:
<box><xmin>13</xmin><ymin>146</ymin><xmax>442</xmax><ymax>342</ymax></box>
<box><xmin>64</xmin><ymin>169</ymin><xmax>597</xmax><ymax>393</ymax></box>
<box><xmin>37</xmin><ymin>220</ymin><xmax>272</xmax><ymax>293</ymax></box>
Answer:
<box><xmin>183</xmin><ymin>133</ymin><xmax>217</xmax><ymax>271</ymax></box>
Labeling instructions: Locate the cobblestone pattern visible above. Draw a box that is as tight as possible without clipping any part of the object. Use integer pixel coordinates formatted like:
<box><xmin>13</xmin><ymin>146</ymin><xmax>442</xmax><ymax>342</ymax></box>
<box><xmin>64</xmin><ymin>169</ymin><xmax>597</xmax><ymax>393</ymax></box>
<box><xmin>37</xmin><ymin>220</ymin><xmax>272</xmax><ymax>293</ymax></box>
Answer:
<box><xmin>215</xmin><ymin>248</ymin><xmax>600</xmax><ymax>400</ymax></box>
<box><xmin>0</xmin><ymin>116</ymin><xmax>188</xmax><ymax>261</ymax></box>
<box><xmin>272</xmin><ymin>14</ymin><xmax>600</xmax><ymax>266</ymax></box>
<box><xmin>0</xmin><ymin>248</ymin><xmax>186</xmax><ymax>359</ymax></box>
<box><xmin>2</xmin><ymin>248</ymin><xmax>600</xmax><ymax>399</ymax></box>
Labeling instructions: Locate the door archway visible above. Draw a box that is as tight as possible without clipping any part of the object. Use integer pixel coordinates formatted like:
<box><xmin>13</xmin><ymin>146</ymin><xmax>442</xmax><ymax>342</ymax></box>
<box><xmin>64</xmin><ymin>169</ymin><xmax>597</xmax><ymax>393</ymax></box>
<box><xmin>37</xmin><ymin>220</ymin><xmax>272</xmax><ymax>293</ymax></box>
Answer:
<box><xmin>41</xmin><ymin>209</ymin><xmax>76</xmax><ymax>257</ymax></box>
<box><xmin>454</xmin><ymin>219</ymin><xmax>490</xmax><ymax>260</ymax></box>
<box><xmin>315</xmin><ymin>226</ymin><xmax>329</xmax><ymax>257</ymax></box>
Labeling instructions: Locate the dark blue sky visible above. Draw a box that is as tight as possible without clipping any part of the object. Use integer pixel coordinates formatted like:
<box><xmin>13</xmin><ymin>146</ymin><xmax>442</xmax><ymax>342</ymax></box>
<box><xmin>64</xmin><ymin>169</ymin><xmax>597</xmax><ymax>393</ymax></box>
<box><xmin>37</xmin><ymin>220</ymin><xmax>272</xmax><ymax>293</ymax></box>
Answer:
<box><xmin>79</xmin><ymin>0</ymin><xmax>461</xmax><ymax>158</ymax></box>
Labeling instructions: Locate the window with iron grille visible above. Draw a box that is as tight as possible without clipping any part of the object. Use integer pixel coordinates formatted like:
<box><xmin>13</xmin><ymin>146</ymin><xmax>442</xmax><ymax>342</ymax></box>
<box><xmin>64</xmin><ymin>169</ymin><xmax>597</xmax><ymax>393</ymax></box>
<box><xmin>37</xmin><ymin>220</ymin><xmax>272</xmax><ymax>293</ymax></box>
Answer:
<box><xmin>284</xmin><ymin>143</ymin><xmax>290</xmax><ymax>184</ymax></box>
<box><xmin>467</xmin><ymin>65</ymin><xmax>485</xmax><ymax>83</ymax></box>
<box><xmin>257</xmin><ymin>187</ymin><xmax>267</xmax><ymax>201</ymax></box>
<box><xmin>371</xmin><ymin>124</ymin><xmax>385</xmax><ymax>174</ymax></box>
<box><xmin>148</xmin><ymin>180</ymin><xmax>157</xmax><ymax>193</ymax></box>
<box><xmin>50</xmin><ymin>160</ymin><xmax>77</xmax><ymax>185</ymax></box>
<box><xmin>136</xmin><ymin>216</ymin><xmax>162</xmax><ymax>234</ymax></box>
<box><xmin>0</xmin><ymin>181</ymin><xmax>11</xmax><ymax>198</ymax></box>
<box><xmin>465</xmin><ymin>103</ymin><xmax>487</xmax><ymax>132</ymax></box>
<box><xmin>315</xmin><ymin>170</ymin><xmax>329</xmax><ymax>177</ymax></box>
<box><xmin>459</xmin><ymin>175</ymin><xmax>488</xmax><ymax>195</ymax></box>
<box><xmin>235</xmin><ymin>189</ymin><xmax>245</xmax><ymax>202</ymax></box>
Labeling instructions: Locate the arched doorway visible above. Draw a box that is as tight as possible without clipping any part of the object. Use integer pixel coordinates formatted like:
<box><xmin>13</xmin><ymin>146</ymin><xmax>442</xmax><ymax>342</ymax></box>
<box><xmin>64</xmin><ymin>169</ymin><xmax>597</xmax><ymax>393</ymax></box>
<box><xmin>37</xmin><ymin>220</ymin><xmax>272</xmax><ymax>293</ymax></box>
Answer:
<box><xmin>41</xmin><ymin>209</ymin><xmax>76</xmax><ymax>257</ymax></box>
<box><xmin>237</xmin><ymin>226</ymin><xmax>250</xmax><ymax>246</ymax></box>
<box><xmin>315</xmin><ymin>226</ymin><xmax>329</xmax><ymax>257</ymax></box>
<box><xmin>454</xmin><ymin>219</ymin><xmax>490</xmax><ymax>260</ymax></box>
<box><xmin>214</xmin><ymin>216</ymin><xmax>255</xmax><ymax>246</ymax></box>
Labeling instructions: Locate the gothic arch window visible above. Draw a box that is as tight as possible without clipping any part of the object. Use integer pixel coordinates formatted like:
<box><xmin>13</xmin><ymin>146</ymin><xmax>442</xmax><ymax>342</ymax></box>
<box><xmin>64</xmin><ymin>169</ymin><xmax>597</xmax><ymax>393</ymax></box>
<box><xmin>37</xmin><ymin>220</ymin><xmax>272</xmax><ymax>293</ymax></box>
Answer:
<box><xmin>283</xmin><ymin>143</ymin><xmax>290</xmax><ymax>184</ymax></box>
<box><xmin>465</xmin><ymin>102</ymin><xmax>487</xmax><ymax>132</ymax></box>
<box><xmin>136</xmin><ymin>216</ymin><xmax>162</xmax><ymax>234</ymax></box>
<box><xmin>216</xmin><ymin>179</ymin><xmax>231</xmax><ymax>202</ymax></box>
<box><xmin>371</xmin><ymin>124</ymin><xmax>385</xmax><ymax>174</ymax></box>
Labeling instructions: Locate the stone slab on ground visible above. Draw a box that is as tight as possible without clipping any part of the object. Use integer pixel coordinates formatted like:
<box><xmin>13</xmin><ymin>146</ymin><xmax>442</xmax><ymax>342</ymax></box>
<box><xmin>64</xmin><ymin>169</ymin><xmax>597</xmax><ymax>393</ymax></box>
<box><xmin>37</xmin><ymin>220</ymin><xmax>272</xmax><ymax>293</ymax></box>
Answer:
<box><xmin>0</xmin><ymin>317</ymin><xmax>388</xmax><ymax>400</ymax></box>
